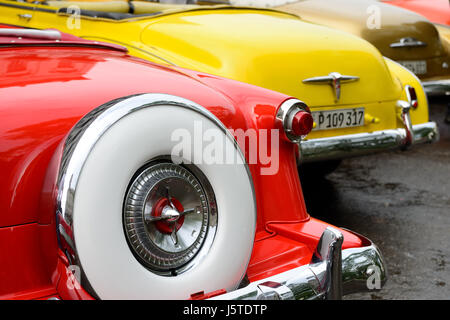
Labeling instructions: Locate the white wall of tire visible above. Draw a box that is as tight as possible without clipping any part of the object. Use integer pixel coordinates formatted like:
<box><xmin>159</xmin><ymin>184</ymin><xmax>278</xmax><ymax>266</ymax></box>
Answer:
<box><xmin>71</xmin><ymin>99</ymin><xmax>256</xmax><ymax>299</ymax></box>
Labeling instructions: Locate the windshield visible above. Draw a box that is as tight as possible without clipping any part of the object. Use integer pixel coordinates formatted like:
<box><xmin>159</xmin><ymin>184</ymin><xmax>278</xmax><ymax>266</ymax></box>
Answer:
<box><xmin>1</xmin><ymin>0</ymin><xmax>230</xmax><ymax>21</ymax></box>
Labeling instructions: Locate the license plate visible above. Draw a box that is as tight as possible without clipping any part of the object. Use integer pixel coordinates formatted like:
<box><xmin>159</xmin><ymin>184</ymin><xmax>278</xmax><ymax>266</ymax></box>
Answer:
<box><xmin>398</xmin><ymin>60</ymin><xmax>427</xmax><ymax>75</ymax></box>
<box><xmin>312</xmin><ymin>108</ymin><xmax>365</xmax><ymax>131</ymax></box>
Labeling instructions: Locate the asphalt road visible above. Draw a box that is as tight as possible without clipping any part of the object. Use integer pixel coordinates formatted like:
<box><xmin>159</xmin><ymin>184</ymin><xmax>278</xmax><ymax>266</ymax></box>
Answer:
<box><xmin>300</xmin><ymin>97</ymin><xmax>450</xmax><ymax>300</ymax></box>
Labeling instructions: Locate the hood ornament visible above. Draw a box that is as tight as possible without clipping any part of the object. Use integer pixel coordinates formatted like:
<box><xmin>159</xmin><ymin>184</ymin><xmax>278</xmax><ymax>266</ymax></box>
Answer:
<box><xmin>303</xmin><ymin>72</ymin><xmax>359</xmax><ymax>102</ymax></box>
<box><xmin>390</xmin><ymin>37</ymin><xmax>427</xmax><ymax>48</ymax></box>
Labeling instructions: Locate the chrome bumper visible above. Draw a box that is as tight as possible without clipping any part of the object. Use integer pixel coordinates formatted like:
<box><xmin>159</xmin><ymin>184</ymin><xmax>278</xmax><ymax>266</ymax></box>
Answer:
<box><xmin>299</xmin><ymin>122</ymin><xmax>438</xmax><ymax>163</ymax></box>
<box><xmin>209</xmin><ymin>228</ymin><xmax>387</xmax><ymax>300</ymax></box>
<box><xmin>422</xmin><ymin>79</ymin><xmax>450</xmax><ymax>96</ymax></box>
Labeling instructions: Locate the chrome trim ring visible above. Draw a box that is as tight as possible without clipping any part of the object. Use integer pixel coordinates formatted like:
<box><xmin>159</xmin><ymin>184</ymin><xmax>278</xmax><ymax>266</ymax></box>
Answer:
<box><xmin>275</xmin><ymin>98</ymin><xmax>310</xmax><ymax>143</ymax></box>
<box><xmin>124</xmin><ymin>161</ymin><xmax>218</xmax><ymax>275</ymax></box>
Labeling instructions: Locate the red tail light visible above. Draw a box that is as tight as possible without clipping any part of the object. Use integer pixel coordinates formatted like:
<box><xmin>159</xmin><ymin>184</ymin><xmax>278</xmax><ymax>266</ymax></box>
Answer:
<box><xmin>292</xmin><ymin>110</ymin><xmax>314</xmax><ymax>136</ymax></box>
<box><xmin>406</xmin><ymin>85</ymin><xmax>418</xmax><ymax>109</ymax></box>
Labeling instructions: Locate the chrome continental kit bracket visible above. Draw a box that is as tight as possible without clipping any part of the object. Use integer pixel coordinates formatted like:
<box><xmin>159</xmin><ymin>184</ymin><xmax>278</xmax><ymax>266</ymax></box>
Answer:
<box><xmin>209</xmin><ymin>227</ymin><xmax>388</xmax><ymax>300</ymax></box>
<box><xmin>309</xmin><ymin>227</ymin><xmax>343</xmax><ymax>299</ymax></box>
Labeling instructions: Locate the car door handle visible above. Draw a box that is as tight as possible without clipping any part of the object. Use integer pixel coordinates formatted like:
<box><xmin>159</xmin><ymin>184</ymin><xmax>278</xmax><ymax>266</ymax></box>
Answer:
<box><xmin>390</xmin><ymin>37</ymin><xmax>427</xmax><ymax>48</ymax></box>
<box><xmin>18</xmin><ymin>13</ymin><xmax>33</xmax><ymax>21</ymax></box>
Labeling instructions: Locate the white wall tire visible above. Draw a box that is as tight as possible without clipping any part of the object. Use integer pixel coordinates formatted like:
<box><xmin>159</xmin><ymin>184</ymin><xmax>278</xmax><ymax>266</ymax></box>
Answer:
<box><xmin>57</xmin><ymin>94</ymin><xmax>256</xmax><ymax>300</ymax></box>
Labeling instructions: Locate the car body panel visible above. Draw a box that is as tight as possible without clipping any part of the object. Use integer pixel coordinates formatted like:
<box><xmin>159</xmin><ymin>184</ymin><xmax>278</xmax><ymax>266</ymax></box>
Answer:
<box><xmin>275</xmin><ymin>0</ymin><xmax>450</xmax><ymax>81</ymax></box>
<box><xmin>436</xmin><ymin>24</ymin><xmax>450</xmax><ymax>43</ymax></box>
<box><xmin>0</xmin><ymin>0</ymin><xmax>434</xmax><ymax>156</ymax></box>
<box><xmin>0</xmin><ymin>2</ymin><xmax>401</xmax><ymax>104</ymax></box>
<box><xmin>1</xmin><ymin>44</ymin><xmax>318</xmax><ymax>230</ymax></box>
<box><xmin>138</xmin><ymin>9</ymin><xmax>401</xmax><ymax>105</ymax></box>
<box><xmin>0</xmin><ymin>37</ymin><xmax>373</xmax><ymax>299</ymax></box>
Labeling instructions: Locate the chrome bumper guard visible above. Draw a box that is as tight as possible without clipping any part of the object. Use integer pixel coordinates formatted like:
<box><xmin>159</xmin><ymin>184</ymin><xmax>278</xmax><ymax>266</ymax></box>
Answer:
<box><xmin>210</xmin><ymin>227</ymin><xmax>387</xmax><ymax>300</ymax></box>
<box><xmin>422</xmin><ymin>79</ymin><xmax>450</xmax><ymax>96</ymax></box>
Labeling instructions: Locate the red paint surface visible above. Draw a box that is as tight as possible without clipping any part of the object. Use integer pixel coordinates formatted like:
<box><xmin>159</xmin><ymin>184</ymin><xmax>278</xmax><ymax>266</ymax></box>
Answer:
<box><xmin>247</xmin><ymin>218</ymin><xmax>362</xmax><ymax>281</ymax></box>
<box><xmin>0</xmin><ymin>223</ymin><xmax>56</xmax><ymax>299</ymax></box>
<box><xmin>0</xmin><ymin>39</ymin><xmax>365</xmax><ymax>299</ymax></box>
<box><xmin>383</xmin><ymin>0</ymin><xmax>450</xmax><ymax>25</ymax></box>
<box><xmin>153</xmin><ymin>198</ymin><xmax>185</xmax><ymax>234</ymax></box>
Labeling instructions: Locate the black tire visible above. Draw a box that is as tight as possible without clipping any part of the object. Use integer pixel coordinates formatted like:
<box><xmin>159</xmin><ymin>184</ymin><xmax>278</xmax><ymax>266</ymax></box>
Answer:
<box><xmin>445</xmin><ymin>103</ymin><xmax>450</xmax><ymax>124</ymax></box>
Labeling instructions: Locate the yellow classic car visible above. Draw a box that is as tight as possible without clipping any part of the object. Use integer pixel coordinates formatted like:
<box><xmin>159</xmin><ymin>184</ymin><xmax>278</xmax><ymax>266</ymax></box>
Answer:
<box><xmin>0</xmin><ymin>0</ymin><xmax>438</xmax><ymax>174</ymax></box>
<box><xmin>436</xmin><ymin>24</ymin><xmax>450</xmax><ymax>44</ymax></box>
<box><xmin>258</xmin><ymin>0</ymin><xmax>450</xmax><ymax>97</ymax></box>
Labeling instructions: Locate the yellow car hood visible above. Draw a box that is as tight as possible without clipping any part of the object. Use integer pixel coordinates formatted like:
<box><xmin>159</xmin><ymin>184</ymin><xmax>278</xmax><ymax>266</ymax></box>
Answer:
<box><xmin>142</xmin><ymin>8</ymin><xmax>401</xmax><ymax>107</ymax></box>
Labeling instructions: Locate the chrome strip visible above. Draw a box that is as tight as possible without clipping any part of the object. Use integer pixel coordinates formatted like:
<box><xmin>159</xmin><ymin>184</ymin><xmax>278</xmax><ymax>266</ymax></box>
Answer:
<box><xmin>257</xmin><ymin>281</ymin><xmax>295</xmax><ymax>300</ymax></box>
<box><xmin>303</xmin><ymin>72</ymin><xmax>359</xmax><ymax>102</ymax></box>
<box><xmin>0</xmin><ymin>28</ymin><xmax>61</xmax><ymax>40</ymax></box>
<box><xmin>0</xmin><ymin>2</ymin><xmax>56</xmax><ymax>13</ymax></box>
<box><xmin>390</xmin><ymin>37</ymin><xmax>427</xmax><ymax>48</ymax></box>
<box><xmin>209</xmin><ymin>228</ymin><xmax>387</xmax><ymax>300</ymax></box>
<box><xmin>298</xmin><ymin>122</ymin><xmax>439</xmax><ymax>163</ymax></box>
<box><xmin>55</xmin><ymin>93</ymin><xmax>256</xmax><ymax>297</ymax></box>
<box><xmin>422</xmin><ymin>79</ymin><xmax>450</xmax><ymax>96</ymax></box>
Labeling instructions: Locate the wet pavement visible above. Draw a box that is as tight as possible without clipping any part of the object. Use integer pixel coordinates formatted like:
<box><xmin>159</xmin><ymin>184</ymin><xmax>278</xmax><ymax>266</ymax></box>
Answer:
<box><xmin>301</xmin><ymin>97</ymin><xmax>450</xmax><ymax>300</ymax></box>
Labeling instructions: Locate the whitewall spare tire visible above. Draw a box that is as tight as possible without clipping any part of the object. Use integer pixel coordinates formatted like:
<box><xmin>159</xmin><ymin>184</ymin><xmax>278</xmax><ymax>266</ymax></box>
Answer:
<box><xmin>56</xmin><ymin>94</ymin><xmax>256</xmax><ymax>300</ymax></box>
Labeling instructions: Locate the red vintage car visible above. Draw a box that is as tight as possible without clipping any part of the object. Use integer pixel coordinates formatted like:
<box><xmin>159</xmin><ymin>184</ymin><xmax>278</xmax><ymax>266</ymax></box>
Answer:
<box><xmin>0</xmin><ymin>28</ymin><xmax>386</xmax><ymax>300</ymax></box>
<box><xmin>382</xmin><ymin>0</ymin><xmax>450</xmax><ymax>26</ymax></box>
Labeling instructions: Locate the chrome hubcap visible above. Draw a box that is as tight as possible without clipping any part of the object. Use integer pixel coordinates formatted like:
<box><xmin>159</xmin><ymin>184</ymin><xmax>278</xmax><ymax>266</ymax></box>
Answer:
<box><xmin>123</xmin><ymin>162</ymin><xmax>217</xmax><ymax>275</ymax></box>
